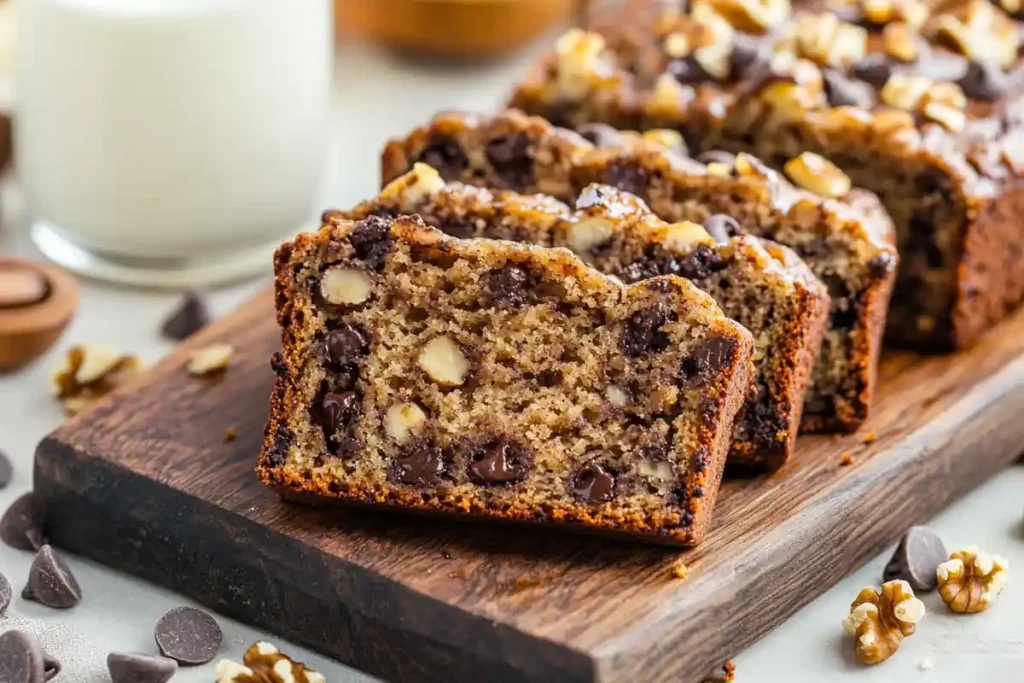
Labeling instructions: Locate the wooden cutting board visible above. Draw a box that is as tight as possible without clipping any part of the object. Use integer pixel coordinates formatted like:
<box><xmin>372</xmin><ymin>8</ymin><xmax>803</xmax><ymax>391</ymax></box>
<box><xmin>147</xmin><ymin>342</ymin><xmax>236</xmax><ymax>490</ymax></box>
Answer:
<box><xmin>34</xmin><ymin>288</ymin><xmax>1024</xmax><ymax>683</ymax></box>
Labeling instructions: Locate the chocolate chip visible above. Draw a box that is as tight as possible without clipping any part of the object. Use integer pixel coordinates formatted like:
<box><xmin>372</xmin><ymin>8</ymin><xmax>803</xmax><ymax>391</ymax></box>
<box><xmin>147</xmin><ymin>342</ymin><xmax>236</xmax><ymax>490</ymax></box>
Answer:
<box><xmin>681</xmin><ymin>336</ymin><xmax>737</xmax><ymax>385</ymax></box>
<box><xmin>883</xmin><ymin>526</ymin><xmax>948</xmax><ymax>592</ymax></box>
<box><xmin>107</xmin><ymin>652</ymin><xmax>178</xmax><ymax>683</ymax></box>
<box><xmin>730</xmin><ymin>33</ymin><xmax>771</xmax><ymax>79</ymax></box>
<box><xmin>393</xmin><ymin>444</ymin><xmax>445</xmax><ymax>486</ymax></box>
<box><xmin>349</xmin><ymin>215</ymin><xmax>393</xmax><ymax>269</ymax></box>
<box><xmin>487</xmin><ymin>265</ymin><xmax>531</xmax><ymax>307</ymax></box>
<box><xmin>270</xmin><ymin>351</ymin><xmax>290</xmax><ymax>380</ymax></box>
<box><xmin>468</xmin><ymin>439</ymin><xmax>533</xmax><ymax>484</ymax></box>
<box><xmin>484</xmin><ymin>133</ymin><xmax>533</xmax><ymax>191</ymax></box>
<box><xmin>0</xmin><ymin>630</ymin><xmax>46</xmax><ymax>683</ymax></box>
<box><xmin>417</xmin><ymin>138</ymin><xmax>468</xmax><ymax>179</ymax></box>
<box><xmin>696</xmin><ymin>150</ymin><xmax>736</xmax><ymax>166</ymax></box>
<box><xmin>703</xmin><ymin>215</ymin><xmax>739</xmax><ymax>244</ymax></box>
<box><xmin>0</xmin><ymin>569</ymin><xmax>10</xmax><ymax>615</ymax></box>
<box><xmin>154</xmin><ymin>606</ymin><xmax>222</xmax><ymax>666</ymax></box>
<box><xmin>325</xmin><ymin>323</ymin><xmax>369</xmax><ymax>368</ymax></box>
<box><xmin>853</xmin><ymin>54</ymin><xmax>893</xmax><ymax>87</ymax></box>
<box><xmin>571</xmin><ymin>462</ymin><xmax>615</xmax><ymax>503</ymax></box>
<box><xmin>620</xmin><ymin>260</ymin><xmax>660</xmax><ymax>283</ymax></box>
<box><xmin>867</xmin><ymin>252</ymin><xmax>897</xmax><ymax>278</ymax></box>
<box><xmin>958</xmin><ymin>61</ymin><xmax>1009</xmax><ymax>102</ymax></box>
<box><xmin>621</xmin><ymin>303</ymin><xmax>675</xmax><ymax>357</ymax></box>
<box><xmin>320</xmin><ymin>392</ymin><xmax>360</xmax><ymax>437</ymax></box>
<box><xmin>160</xmin><ymin>292</ymin><xmax>211</xmax><ymax>341</ymax></box>
<box><xmin>22</xmin><ymin>544</ymin><xmax>81</xmax><ymax>609</ymax></box>
<box><xmin>42</xmin><ymin>654</ymin><xmax>59</xmax><ymax>682</ymax></box>
<box><xmin>576</xmin><ymin>123</ymin><xmax>623</xmax><ymax>147</ymax></box>
<box><xmin>822</xmin><ymin>69</ymin><xmax>875</xmax><ymax>109</ymax></box>
<box><xmin>1</xmin><ymin>492</ymin><xmax>46</xmax><ymax>551</ymax></box>
<box><xmin>265</xmin><ymin>424</ymin><xmax>292</xmax><ymax>467</ymax></box>
<box><xmin>675</xmin><ymin>243</ymin><xmax>727</xmax><ymax>280</ymax></box>
<box><xmin>668</xmin><ymin>56</ymin><xmax>710</xmax><ymax>84</ymax></box>
<box><xmin>600</xmin><ymin>161</ymin><xmax>649</xmax><ymax>198</ymax></box>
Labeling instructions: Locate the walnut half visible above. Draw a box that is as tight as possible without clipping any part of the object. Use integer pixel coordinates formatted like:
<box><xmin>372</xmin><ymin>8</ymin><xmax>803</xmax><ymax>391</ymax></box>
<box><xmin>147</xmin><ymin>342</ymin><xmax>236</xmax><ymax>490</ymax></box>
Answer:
<box><xmin>842</xmin><ymin>580</ymin><xmax>925</xmax><ymax>664</ymax></box>
<box><xmin>936</xmin><ymin>545</ymin><xmax>1009</xmax><ymax>613</ymax></box>
<box><xmin>215</xmin><ymin>642</ymin><xmax>325</xmax><ymax>683</ymax></box>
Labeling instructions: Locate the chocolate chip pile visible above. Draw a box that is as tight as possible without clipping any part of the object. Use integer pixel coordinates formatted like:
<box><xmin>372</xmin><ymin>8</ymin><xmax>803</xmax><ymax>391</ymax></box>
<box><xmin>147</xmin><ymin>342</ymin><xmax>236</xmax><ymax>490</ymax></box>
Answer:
<box><xmin>259</xmin><ymin>213</ymin><xmax>755</xmax><ymax>545</ymax></box>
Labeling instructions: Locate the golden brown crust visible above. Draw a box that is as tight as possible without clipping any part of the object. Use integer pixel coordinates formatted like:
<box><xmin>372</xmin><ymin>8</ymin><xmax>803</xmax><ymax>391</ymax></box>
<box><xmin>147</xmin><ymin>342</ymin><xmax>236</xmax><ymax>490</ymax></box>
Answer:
<box><xmin>260</xmin><ymin>214</ymin><xmax>755</xmax><ymax>546</ymax></box>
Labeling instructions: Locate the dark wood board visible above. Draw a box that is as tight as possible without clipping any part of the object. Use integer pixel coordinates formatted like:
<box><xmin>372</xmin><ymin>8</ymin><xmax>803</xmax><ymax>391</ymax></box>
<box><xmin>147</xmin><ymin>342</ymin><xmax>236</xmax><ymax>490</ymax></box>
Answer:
<box><xmin>34</xmin><ymin>289</ymin><xmax>1024</xmax><ymax>683</ymax></box>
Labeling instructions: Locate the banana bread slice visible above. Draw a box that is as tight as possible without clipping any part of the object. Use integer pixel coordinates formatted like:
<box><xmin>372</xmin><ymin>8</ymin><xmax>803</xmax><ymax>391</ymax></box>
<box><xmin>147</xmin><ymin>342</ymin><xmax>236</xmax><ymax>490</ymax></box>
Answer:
<box><xmin>259</xmin><ymin>214</ymin><xmax>754</xmax><ymax>545</ymax></box>
<box><xmin>334</xmin><ymin>164</ymin><xmax>829</xmax><ymax>470</ymax></box>
<box><xmin>380</xmin><ymin>111</ymin><xmax>896</xmax><ymax>432</ymax></box>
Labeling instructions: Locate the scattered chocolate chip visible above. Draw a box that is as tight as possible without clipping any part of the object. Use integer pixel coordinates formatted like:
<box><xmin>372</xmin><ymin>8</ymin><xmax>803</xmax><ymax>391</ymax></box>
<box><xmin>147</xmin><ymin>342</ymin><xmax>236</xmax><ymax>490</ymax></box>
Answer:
<box><xmin>853</xmin><ymin>54</ymin><xmax>893</xmax><ymax>87</ymax></box>
<box><xmin>571</xmin><ymin>462</ymin><xmax>615</xmax><ymax>503</ymax></box>
<box><xmin>154</xmin><ymin>606</ymin><xmax>223</xmax><ymax>666</ymax></box>
<box><xmin>696</xmin><ymin>150</ymin><xmax>736</xmax><ymax>166</ymax></box>
<box><xmin>0</xmin><ymin>448</ymin><xmax>11</xmax><ymax>489</ymax></box>
<box><xmin>0</xmin><ymin>630</ymin><xmax>46</xmax><ymax>683</ymax></box>
<box><xmin>417</xmin><ymin>138</ymin><xmax>468</xmax><ymax>179</ymax></box>
<box><xmin>822</xmin><ymin>69</ymin><xmax>875</xmax><ymax>109</ymax></box>
<box><xmin>668</xmin><ymin>56</ymin><xmax>710</xmax><ymax>84</ymax></box>
<box><xmin>576</xmin><ymin>122</ymin><xmax>623</xmax><ymax>147</ymax></box>
<box><xmin>600</xmin><ymin>161</ymin><xmax>649</xmax><ymax>198</ymax></box>
<box><xmin>393</xmin><ymin>444</ymin><xmax>445</xmax><ymax>486</ymax></box>
<box><xmin>487</xmin><ymin>265</ymin><xmax>531</xmax><ymax>308</ymax></box>
<box><xmin>160</xmin><ymin>292</ymin><xmax>211</xmax><ymax>341</ymax></box>
<box><xmin>325</xmin><ymin>323</ymin><xmax>369</xmax><ymax>368</ymax></box>
<box><xmin>681</xmin><ymin>336</ymin><xmax>737</xmax><ymax>385</ymax></box>
<box><xmin>22</xmin><ymin>544</ymin><xmax>82</xmax><ymax>609</ymax></box>
<box><xmin>703</xmin><ymin>215</ymin><xmax>740</xmax><ymax>244</ymax></box>
<box><xmin>42</xmin><ymin>654</ymin><xmax>60</xmax><ymax>682</ymax></box>
<box><xmin>468</xmin><ymin>439</ymin><xmax>533</xmax><ymax>484</ymax></box>
<box><xmin>1</xmin><ymin>492</ymin><xmax>46</xmax><ymax>551</ymax></box>
<box><xmin>883</xmin><ymin>526</ymin><xmax>948</xmax><ymax>592</ymax></box>
<box><xmin>958</xmin><ymin>61</ymin><xmax>1010</xmax><ymax>102</ymax></box>
<box><xmin>621</xmin><ymin>303</ymin><xmax>674</xmax><ymax>357</ymax></box>
<box><xmin>675</xmin><ymin>243</ymin><xmax>727</xmax><ymax>280</ymax></box>
<box><xmin>320</xmin><ymin>392</ymin><xmax>360</xmax><ymax>437</ymax></box>
<box><xmin>730</xmin><ymin>33</ymin><xmax>771</xmax><ymax>79</ymax></box>
<box><xmin>0</xmin><ymin>568</ymin><xmax>10</xmax><ymax>615</ymax></box>
<box><xmin>349</xmin><ymin>215</ymin><xmax>394</xmax><ymax>269</ymax></box>
<box><xmin>484</xmin><ymin>132</ymin><xmax>533</xmax><ymax>191</ymax></box>
<box><xmin>107</xmin><ymin>652</ymin><xmax>178</xmax><ymax>683</ymax></box>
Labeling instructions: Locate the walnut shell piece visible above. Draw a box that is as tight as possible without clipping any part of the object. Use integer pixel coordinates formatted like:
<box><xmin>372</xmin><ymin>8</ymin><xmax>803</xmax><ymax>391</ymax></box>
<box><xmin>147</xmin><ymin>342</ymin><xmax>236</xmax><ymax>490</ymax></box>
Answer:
<box><xmin>936</xmin><ymin>545</ymin><xmax>1009</xmax><ymax>613</ymax></box>
<box><xmin>841</xmin><ymin>580</ymin><xmax>925</xmax><ymax>664</ymax></box>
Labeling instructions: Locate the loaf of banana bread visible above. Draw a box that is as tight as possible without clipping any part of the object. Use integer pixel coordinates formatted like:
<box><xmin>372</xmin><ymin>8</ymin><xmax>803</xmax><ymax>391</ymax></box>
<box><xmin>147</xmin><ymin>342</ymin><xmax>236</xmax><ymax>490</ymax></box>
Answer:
<box><xmin>380</xmin><ymin>111</ymin><xmax>896</xmax><ymax>432</ymax></box>
<box><xmin>508</xmin><ymin>0</ymin><xmax>1024</xmax><ymax>350</ymax></box>
<box><xmin>335</xmin><ymin>163</ymin><xmax>829</xmax><ymax>470</ymax></box>
<box><xmin>259</xmin><ymin>214</ymin><xmax>754</xmax><ymax>545</ymax></box>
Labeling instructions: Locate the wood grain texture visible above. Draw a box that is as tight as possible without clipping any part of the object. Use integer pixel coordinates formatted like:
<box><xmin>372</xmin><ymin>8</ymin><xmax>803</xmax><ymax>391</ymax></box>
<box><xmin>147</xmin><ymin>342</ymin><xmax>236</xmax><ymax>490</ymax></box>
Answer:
<box><xmin>33</xmin><ymin>288</ymin><xmax>1024</xmax><ymax>683</ymax></box>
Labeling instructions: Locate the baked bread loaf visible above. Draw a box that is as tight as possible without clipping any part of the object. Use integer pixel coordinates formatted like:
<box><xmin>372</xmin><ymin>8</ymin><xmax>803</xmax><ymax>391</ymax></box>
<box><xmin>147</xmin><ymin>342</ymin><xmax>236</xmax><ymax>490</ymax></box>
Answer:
<box><xmin>336</xmin><ymin>164</ymin><xmax>830</xmax><ymax>470</ymax></box>
<box><xmin>260</xmin><ymin>214</ymin><xmax>754</xmax><ymax>545</ymax></box>
<box><xmin>508</xmin><ymin>0</ymin><xmax>1024</xmax><ymax>350</ymax></box>
<box><xmin>381</xmin><ymin>111</ymin><xmax>896</xmax><ymax>432</ymax></box>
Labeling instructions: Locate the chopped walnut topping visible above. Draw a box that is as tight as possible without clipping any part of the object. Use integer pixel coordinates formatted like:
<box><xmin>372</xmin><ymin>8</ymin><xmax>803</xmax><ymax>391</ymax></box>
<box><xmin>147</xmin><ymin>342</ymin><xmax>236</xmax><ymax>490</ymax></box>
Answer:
<box><xmin>793</xmin><ymin>13</ymin><xmax>867</xmax><ymax>67</ymax></box>
<box><xmin>883</xmin><ymin>22</ymin><xmax>919</xmax><ymax>62</ymax></box>
<box><xmin>755</xmin><ymin>59</ymin><xmax>827</xmax><ymax>119</ymax></box>
<box><xmin>52</xmin><ymin>345</ymin><xmax>143</xmax><ymax>415</ymax></box>
<box><xmin>859</xmin><ymin>0</ymin><xmax>929</xmax><ymax>27</ymax></box>
<box><xmin>648</xmin><ymin>73</ymin><xmax>692</xmax><ymax>118</ymax></box>
<box><xmin>379</xmin><ymin>162</ymin><xmax>445</xmax><ymax>205</ymax></box>
<box><xmin>784</xmin><ymin>152</ymin><xmax>853</xmax><ymax>198</ymax></box>
<box><xmin>215</xmin><ymin>642</ymin><xmax>325</xmax><ymax>683</ymax></box>
<box><xmin>554</xmin><ymin>29</ymin><xmax>611</xmax><ymax>100</ymax></box>
<box><xmin>935</xmin><ymin>0</ymin><xmax>1020</xmax><ymax>68</ymax></box>
<box><xmin>700</xmin><ymin>0</ymin><xmax>791</xmax><ymax>34</ymax></box>
<box><xmin>936</xmin><ymin>545</ymin><xmax>1009</xmax><ymax>613</ymax></box>
<box><xmin>842</xmin><ymin>580</ymin><xmax>925</xmax><ymax>665</ymax></box>
<box><xmin>670</xmin><ymin>559</ymin><xmax>690</xmax><ymax>579</ymax></box>
<box><xmin>662</xmin><ymin>221</ymin><xmax>715</xmax><ymax>251</ymax></box>
<box><xmin>880</xmin><ymin>74</ymin><xmax>966</xmax><ymax>131</ymax></box>
<box><xmin>641</xmin><ymin>129</ymin><xmax>686</xmax><ymax>150</ymax></box>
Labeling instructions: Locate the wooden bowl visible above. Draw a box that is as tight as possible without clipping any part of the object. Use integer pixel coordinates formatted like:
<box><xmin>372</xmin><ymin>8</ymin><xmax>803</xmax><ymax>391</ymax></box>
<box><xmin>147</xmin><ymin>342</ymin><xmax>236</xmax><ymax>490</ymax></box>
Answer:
<box><xmin>336</xmin><ymin>0</ymin><xmax>578</xmax><ymax>58</ymax></box>
<box><xmin>0</xmin><ymin>258</ymin><xmax>79</xmax><ymax>372</ymax></box>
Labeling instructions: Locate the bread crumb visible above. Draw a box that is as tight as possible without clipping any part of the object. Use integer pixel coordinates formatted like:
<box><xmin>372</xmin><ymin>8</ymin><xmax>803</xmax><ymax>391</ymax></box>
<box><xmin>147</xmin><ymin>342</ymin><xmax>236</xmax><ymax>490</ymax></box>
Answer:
<box><xmin>918</xmin><ymin>657</ymin><xmax>933</xmax><ymax>671</ymax></box>
<box><xmin>862</xmin><ymin>431</ymin><xmax>878</xmax><ymax>444</ymax></box>
<box><xmin>840</xmin><ymin>452</ymin><xmax>855</xmax><ymax>467</ymax></box>
<box><xmin>447</xmin><ymin>568</ymin><xmax>467</xmax><ymax>580</ymax></box>
<box><xmin>670</xmin><ymin>559</ymin><xmax>689</xmax><ymax>579</ymax></box>
<box><xmin>224</xmin><ymin>427</ymin><xmax>237</xmax><ymax>442</ymax></box>
<box><xmin>703</xmin><ymin>661</ymin><xmax>736</xmax><ymax>682</ymax></box>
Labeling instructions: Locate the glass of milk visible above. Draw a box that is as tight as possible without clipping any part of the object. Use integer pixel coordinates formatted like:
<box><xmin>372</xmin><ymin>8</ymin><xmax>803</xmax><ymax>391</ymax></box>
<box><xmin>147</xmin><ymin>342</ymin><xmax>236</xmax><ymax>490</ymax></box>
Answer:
<box><xmin>16</xmin><ymin>0</ymin><xmax>332</xmax><ymax>287</ymax></box>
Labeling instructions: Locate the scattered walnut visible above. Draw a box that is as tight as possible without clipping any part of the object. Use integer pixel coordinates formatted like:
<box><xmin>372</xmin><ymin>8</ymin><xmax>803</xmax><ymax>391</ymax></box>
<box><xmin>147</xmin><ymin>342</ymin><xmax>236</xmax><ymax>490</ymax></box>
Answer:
<box><xmin>647</xmin><ymin>73</ymin><xmax>691</xmax><ymax>118</ymax></box>
<box><xmin>641</xmin><ymin>129</ymin><xmax>686</xmax><ymax>150</ymax></box>
<box><xmin>784</xmin><ymin>152</ymin><xmax>852</xmax><ymax>199</ymax></box>
<box><xmin>880</xmin><ymin>75</ymin><xmax>966</xmax><ymax>132</ymax></box>
<box><xmin>664</xmin><ymin>31</ymin><xmax>692</xmax><ymax>59</ymax></box>
<box><xmin>418</xmin><ymin>336</ymin><xmax>470</xmax><ymax>386</ymax></box>
<box><xmin>936</xmin><ymin>546</ymin><xmax>1009</xmax><ymax>613</ymax></box>
<box><xmin>882</xmin><ymin>22</ymin><xmax>918</xmax><ymax>62</ymax></box>
<box><xmin>215</xmin><ymin>642</ymin><xmax>324</xmax><ymax>683</ymax></box>
<box><xmin>52</xmin><ymin>345</ymin><xmax>143</xmax><ymax>415</ymax></box>
<box><xmin>567</xmin><ymin>216</ymin><xmax>616</xmax><ymax>253</ymax></box>
<box><xmin>379</xmin><ymin>162</ymin><xmax>446</xmax><ymax>206</ymax></box>
<box><xmin>936</xmin><ymin>0</ymin><xmax>1019</xmax><ymax>69</ymax></box>
<box><xmin>554</xmin><ymin>29</ymin><xmax>609</xmax><ymax>100</ymax></box>
<box><xmin>320</xmin><ymin>266</ymin><xmax>373</xmax><ymax>306</ymax></box>
<box><xmin>702</xmin><ymin>0</ymin><xmax>791</xmax><ymax>34</ymax></box>
<box><xmin>385</xmin><ymin>402</ymin><xmax>427</xmax><ymax>444</ymax></box>
<box><xmin>842</xmin><ymin>580</ymin><xmax>925</xmax><ymax>665</ymax></box>
<box><xmin>662</xmin><ymin>221</ymin><xmax>715</xmax><ymax>252</ymax></box>
<box><xmin>187</xmin><ymin>343</ymin><xmax>234</xmax><ymax>377</ymax></box>
<box><xmin>793</xmin><ymin>13</ymin><xmax>867</xmax><ymax>67</ymax></box>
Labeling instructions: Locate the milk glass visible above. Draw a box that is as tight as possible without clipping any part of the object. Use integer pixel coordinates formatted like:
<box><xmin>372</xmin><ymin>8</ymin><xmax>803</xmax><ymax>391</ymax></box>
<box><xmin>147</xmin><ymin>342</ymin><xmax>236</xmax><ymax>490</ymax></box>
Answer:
<box><xmin>16</xmin><ymin>0</ymin><xmax>332</xmax><ymax>286</ymax></box>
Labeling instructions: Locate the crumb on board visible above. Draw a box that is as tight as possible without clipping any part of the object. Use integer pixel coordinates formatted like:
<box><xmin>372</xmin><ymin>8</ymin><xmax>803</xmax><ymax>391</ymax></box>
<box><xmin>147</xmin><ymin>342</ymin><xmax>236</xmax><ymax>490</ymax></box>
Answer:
<box><xmin>224</xmin><ymin>427</ymin><xmax>237</xmax><ymax>442</ymax></box>
<box><xmin>862</xmin><ymin>431</ymin><xmax>878</xmax><ymax>444</ymax></box>
<box><xmin>840</xmin><ymin>452</ymin><xmax>855</xmax><ymax>467</ymax></box>
<box><xmin>919</xmin><ymin>657</ymin><xmax>934</xmax><ymax>671</ymax></box>
<box><xmin>703</xmin><ymin>661</ymin><xmax>736</xmax><ymax>682</ymax></box>
<box><xmin>670</xmin><ymin>559</ymin><xmax>689</xmax><ymax>580</ymax></box>
<box><xmin>447</xmin><ymin>568</ymin><xmax>467</xmax><ymax>580</ymax></box>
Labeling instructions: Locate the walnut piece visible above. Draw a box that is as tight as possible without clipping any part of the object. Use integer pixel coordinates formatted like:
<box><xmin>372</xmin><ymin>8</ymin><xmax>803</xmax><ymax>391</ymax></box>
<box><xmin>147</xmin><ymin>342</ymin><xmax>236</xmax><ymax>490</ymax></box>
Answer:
<box><xmin>935</xmin><ymin>0</ymin><xmax>1019</xmax><ymax>68</ymax></box>
<box><xmin>52</xmin><ymin>345</ymin><xmax>143</xmax><ymax>415</ymax></box>
<box><xmin>702</xmin><ymin>0</ymin><xmax>791</xmax><ymax>33</ymax></box>
<box><xmin>187</xmin><ymin>344</ymin><xmax>234</xmax><ymax>377</ymax></box>
<box><xmin>883</xmin><ymin>22</ymin><xmax>919</xmax><ymax>62</ymax></box>
<box><xmin>936</xmin><ymin>545</ymin><xmax>1009</xmax><ymax>613</ymax></box>
<box><xmin>215</xmin><ymin>642</ymin><xmax>325</xmax><ymax>683</ymax></box>
<box><xmin>379</xmin><ymin>162</ymin><xmax>445</xmax><ymax>206</ymax></box>
<box><xmin>784</xmin><ymin>152</ymin><xmax>852</xmax><ymax>198</ymax></box>
<box><xmin>662</xmin><ymin>221</ymin><xmax>715</xmax><ymax>251</ymax></box>
<box><xmin>320</xmin><ymin>266</ymin><xmax>373</xmax><ymax>306</ymax></box>
<box><xmin>418</xmin><ymin>336</ymin><xmax>470</xmax><ymax>386</ymax></box>
<box><xmin>842</xmin><ymin>580</ymin><xmax>925</xmax><ymax>665</ymax></box>
<box><xmin>385</xmin><ymin>402</ymin><xmax>427</xmax><ymax>444</ymax></box>
<box><xmin>554</xmin><ymin>29</ymin><xmax>609</xmax><ymax>100</ymax></box>
<box><xmin>793</xmin><ymin>13</ymin><xmax>867</xmax><ymax>67</ymax></box>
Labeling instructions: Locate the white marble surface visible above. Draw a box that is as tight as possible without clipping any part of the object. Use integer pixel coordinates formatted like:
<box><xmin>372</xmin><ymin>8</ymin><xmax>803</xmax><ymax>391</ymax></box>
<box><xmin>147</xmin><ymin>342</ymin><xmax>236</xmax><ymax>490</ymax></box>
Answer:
<box><xmin>0</xmin><ymin>38</ymin><xmax>1021</xmax><ymax>683</ymax></box>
